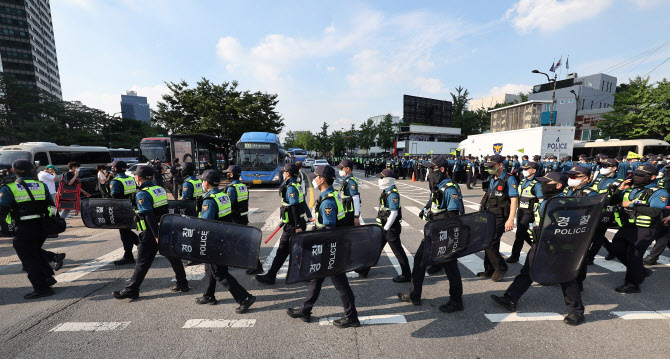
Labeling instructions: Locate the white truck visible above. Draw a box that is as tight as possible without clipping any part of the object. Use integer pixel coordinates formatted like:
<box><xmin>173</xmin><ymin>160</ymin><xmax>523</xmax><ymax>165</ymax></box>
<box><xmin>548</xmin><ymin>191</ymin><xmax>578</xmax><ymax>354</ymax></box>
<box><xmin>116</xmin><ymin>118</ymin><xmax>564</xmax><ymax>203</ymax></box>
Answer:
<box><xmin>458</xmin><ymin>126</ymin><xmax>576</xmax><ymax>159</ymax></box>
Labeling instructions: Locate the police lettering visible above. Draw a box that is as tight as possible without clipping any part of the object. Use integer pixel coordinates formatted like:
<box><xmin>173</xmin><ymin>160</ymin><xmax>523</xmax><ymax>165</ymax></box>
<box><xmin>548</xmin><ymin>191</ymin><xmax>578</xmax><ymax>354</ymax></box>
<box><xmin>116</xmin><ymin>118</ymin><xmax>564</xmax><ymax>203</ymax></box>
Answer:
<box><xmin>546</xmin><ymin>143</ymin><xmax>568</xmax><ymax>150</ymax></box>
<box><xmin>553</xmin><ymin>227</ymin><xmax>587</xmax><ymax>235</ymax></box>
<box><xmin>181</xmin><ymin>244</ymin><xmax>192</xmax><ymax>253</ymax></box>
<box><xmin>199</xmin><ymin>230</ymin><xmax>209</xmax><ymax>255</ymax></box>
<box><xmin>327</xmin><ymin>242</ymin><xmax>337</xmax><ymax>270</ymax></box>
<box><xmin>309</xmin><ymin>263</ymin><xmax>321</xmax><ymax>273</ymax></box>
<box><xmin>108</xmin><ymin>207</ymin><xmax>115</xmax><ymax>224</ymax></box>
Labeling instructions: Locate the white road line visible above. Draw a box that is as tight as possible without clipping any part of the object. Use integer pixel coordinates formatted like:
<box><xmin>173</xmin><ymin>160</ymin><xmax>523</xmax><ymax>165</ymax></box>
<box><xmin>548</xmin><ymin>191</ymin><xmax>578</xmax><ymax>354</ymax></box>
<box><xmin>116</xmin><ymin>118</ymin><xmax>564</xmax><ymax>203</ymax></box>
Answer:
<box><xmin>249</xmin><ymin>189</ymin><xmax>280</xmax><ymax>192</ymax></box>
<box><xmin>50</xmin><ymin>322</ymin><xmax>131</xmax><ymax>332</ymax></box>
<box><xmin>485</xmin><ymin>313</ymin><xmax>565</xmax><ymax>322</ymax></box>
<box><xmin>173</xmin><ymin>264</ymin><xmax>205</xmax><ymax>281</ymax></box>
<box><xmin>593</xmin><ymin>255</ymin><xmax>627</xmax><ymax>272</ymax></box>
<box><xmin>182</xmin><ymin>319</ymin><xmax>256</xmax><ymax>328</ymax></box>
<box><xmin>499</xmin><ymin>241</ymin><xmax>527</xmax><ymax>265</ymax></box>
<box><xmin>248</xmin><ymin>208</ymin><xmax>259</xmax><ymax>215</ymax></box>
<box><xmin>457</xmin><ymin>253</ymin><xmax>485</xmax><ymax>275</ymax></box>
<box><xmin>54</xmin><ymin>247</ymin><xmax>132</xmax><ymax>283</ymax></box>
<box><xmin>465</xmin><ymin>204</ymin><xmax>480</xmax><ymax>211</ymax></box>
<box><xmin>357</xmin><ymin>178</ymin><xmax>426</xmax><ymax>206</ymax></box>
<box><xmin>319</xmin><ymin>315</ymin><xmax>407</xmax><ymax>326</ymax></box>
<box><xmin>261</xmin><ymin>208</ymin><xmax>281</xmax><ymax>232</ymax></box>
<box><xmin>612</xmin><ymin>311</ymin><xmax>670</xmax><ymax>320</ymax></box>
<box><xmin>644</xmin><ymin>250</ymin><xmax>670</xmax><ymax>267</ymax></box>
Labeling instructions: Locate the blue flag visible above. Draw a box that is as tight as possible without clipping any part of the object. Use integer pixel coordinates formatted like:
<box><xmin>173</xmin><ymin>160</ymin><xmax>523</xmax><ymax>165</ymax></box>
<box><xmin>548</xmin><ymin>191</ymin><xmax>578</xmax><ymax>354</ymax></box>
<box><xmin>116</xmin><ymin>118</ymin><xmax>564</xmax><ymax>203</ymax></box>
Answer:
<box><xmin>549</xmin><ymin>62</ymin><xmax>555</xmax><ymax>73</ymax></box>
<box><xmin>566</xmin><ymin>56</ymin><xmax>569</xmax><ymax>70</ymax></box>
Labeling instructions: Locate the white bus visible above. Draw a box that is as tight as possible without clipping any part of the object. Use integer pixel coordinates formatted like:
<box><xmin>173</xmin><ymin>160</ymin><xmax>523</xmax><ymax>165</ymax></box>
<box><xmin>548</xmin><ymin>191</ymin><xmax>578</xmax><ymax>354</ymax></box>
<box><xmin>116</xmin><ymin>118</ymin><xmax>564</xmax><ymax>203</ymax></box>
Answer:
<box><xmin>0</xmin><ymin>142</ymin><xmax>111</xmax><ymax>173</ymax></box>
<box><xmin>573</xmin><ymin>139</ymin><xmax>670</xmax><ymax>159</ymax></box>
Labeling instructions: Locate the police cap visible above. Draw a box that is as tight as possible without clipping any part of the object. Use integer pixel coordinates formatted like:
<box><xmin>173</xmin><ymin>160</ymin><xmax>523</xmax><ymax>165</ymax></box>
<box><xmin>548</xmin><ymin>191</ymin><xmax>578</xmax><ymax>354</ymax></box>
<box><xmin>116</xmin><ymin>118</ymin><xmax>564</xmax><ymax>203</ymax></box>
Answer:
<box><xmin>375</xmin><ymin>168</ymin><xmax>395</xmax><ymax>178</ymax></box>
<box><xmin>135</xmin><ymin>165</ymin><xmax>154</xmax><ymax>179</ymax></box>
<box><xmin>110</xmin><ymin>160</ymin><xmax>127</xmax><ymax>170</ymax></box>
<box><xmin>566</xmin><ymin>165</ymin><xmax>591</xmax><ymax>177</ymax></box>
<box><xmin>314</xmin><ymin>165</ymin><xmax>336</xmax><ymax>180</ymax></box>
<box><xmin>284</xmin><ymin>163</ymin><xmax>299</xmax><ymax>176</ymax></box>
<box><xmin>633</xmin><ymin>164</ymin><xmax>658</xmax><ymax>176</ymax></box>
<box><xmin>223</xmin><ymin>165</ymin><xmax>241</xmax><ymax>174</ymax></box>
<box><xmin>422</xmin><ymin>155</ymin><xmax>446</xmax><ymax>168</ymax></box>
<box><xmin>521</xmin><ymin>162</ymin><xmax>540</xmax><ymax>170</ymax></box>
<box><xmin>12</xmin><ymin>159</ymin><xmax>34</xmax><ymax>173</ymax></box>
<box><xmin>484</xmin><ymin>155</ymin><xmax>505</xmax><ymax>166</ymax></box>
<box><xmin>335</xmin><ymin>159</ymin><xmax>354</xmax><ymax>170</ymax></box>
<box><xmin>199</xmin><ymin>169</ymin><xmax>221</xmax><ymax>184</ymax></box>
<box><xmin>536</xmin><ymin>171</ymin><xmax>568</xmax><ymax>186</ymax></box>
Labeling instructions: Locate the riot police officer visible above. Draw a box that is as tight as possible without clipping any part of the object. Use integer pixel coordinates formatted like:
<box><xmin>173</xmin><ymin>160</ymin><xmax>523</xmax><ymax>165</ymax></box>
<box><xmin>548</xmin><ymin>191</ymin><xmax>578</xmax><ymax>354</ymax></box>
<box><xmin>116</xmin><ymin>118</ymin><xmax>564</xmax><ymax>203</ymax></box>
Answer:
<box><xmin>491</xmin><ymin>171</ymin><xmax>586</xmax><ymax>326</ymax></box>
<box><xmin>113</xmin><ymin>165</ymin><xmax>189</xmax><ymax>299</ymax></box>
<box><xmin>644</xmin><ymin>162</ymin><xmax>670</xmax><ymax>265</ymax></box>
<box><xmin>0</xmin><ymin>160</ymin><xmax>57</xmax><ymax>299</ymax></box>
<box><xmin>180</xmin><ymin>162</ymin><xmax>203</xmax><ymax>200</ymax></box>
<box><xmin>286</xmin><ymin>165</ymin><xmax>360</xmax><ymax>328</ymax></box>
<box><xmin>610</xmin><ymin>164</ymin><xmax>668</xmax><ymax>293</ymax></box>
<box><xmin>479</xmin><ymin>155</ymin><xmax>516</xmax><ymax>281</ymax></box>
<box><xmin>374</xmin><ymin>168</ymin><xmax>411</xmax><ymax>282</ymax></box>
<box><xmin>507</xmin><ymin>162</ymin><xmax>543</xmax><ymax>263</ymax></box>
<box><xmin>195</xmin><ymin>170</ymin><xmax>256</xmax><ymax>313</ymax></box>
<box><xmin>256</xmin><ymin>163</ymin><xmax>307</xmax><ymax>284</ymax></box>
<box><xmin>398</xmin><ymin>156</ymin><xmax>464</xmax><ymax>313</ymax></box>
<box><xmin>584</xmin><ymin>158</ymin><xmax>623</xmax><ymax>264</ymax></box>
<box><xmin>108</xmin><ymin>160</ymin><xmax>140</xmax><ymax>265</ymax></box>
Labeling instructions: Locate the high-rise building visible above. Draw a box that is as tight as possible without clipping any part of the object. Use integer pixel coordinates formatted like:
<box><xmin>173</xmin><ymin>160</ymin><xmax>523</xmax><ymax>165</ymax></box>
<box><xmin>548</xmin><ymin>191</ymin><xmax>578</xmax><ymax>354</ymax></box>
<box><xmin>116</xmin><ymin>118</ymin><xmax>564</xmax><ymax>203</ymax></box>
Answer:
<box><xmin>0</xmin><ymin>0</ymin><xmax>62</xmax><ymax>99</ymax></box>
<box><xmin>120</xmin><ymin>90</ymin><xmax>151</xmax><ymax>123</ymax></box>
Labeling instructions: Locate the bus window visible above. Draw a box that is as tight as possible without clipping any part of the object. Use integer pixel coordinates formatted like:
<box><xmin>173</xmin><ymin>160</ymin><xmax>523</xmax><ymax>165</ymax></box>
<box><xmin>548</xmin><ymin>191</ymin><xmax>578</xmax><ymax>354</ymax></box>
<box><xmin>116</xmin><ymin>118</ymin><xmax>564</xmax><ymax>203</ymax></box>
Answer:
<box><xmin>70</xmin><ymin>151</ymin><xmax>88</xmax><ymax>164</ymax></box>
<box><xmin>49</xmin><ymin>151</ymin><xmax>70</xmax><ymax>165</ymax></box>
<box><xmin>34</xmin><ymin>152</ymin><xmax>48</xmax><ymax>165</ymax></box>
<box><xmin>643</xmin><ymin>145</ymin><xmax>670</xmax><ymax>156</ymax></box>
<box><xmin>618</xmin><ymin>146</ymin><xmax>636</xmax><ymax>157</ymax></box>
<box><xmin>572</xmin><ymin>147</ymin><xmax>591</xmax><ymax>158</ymax></box>
<box><xmin>88</xmin><ymin>151</ymin><xmax>111</xmax><ymax>164</ymax></box>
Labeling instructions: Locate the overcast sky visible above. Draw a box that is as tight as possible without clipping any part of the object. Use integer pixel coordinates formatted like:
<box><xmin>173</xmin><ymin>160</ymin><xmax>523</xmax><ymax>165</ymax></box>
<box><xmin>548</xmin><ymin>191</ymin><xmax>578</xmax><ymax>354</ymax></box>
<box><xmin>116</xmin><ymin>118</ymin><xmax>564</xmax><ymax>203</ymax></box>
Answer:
<box><xmin>52</xmin><ymin>0</ymin><xmax>670</xmax><ymax>134</ymax></box>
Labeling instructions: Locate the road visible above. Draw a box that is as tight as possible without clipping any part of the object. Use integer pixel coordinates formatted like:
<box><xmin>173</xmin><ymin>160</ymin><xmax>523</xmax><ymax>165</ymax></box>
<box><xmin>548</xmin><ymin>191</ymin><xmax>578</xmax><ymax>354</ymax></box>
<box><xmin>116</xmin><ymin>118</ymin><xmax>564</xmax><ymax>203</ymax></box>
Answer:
<box><xmin>1</xmin><ymin>169</ymin><xmax>669</xmax><ymax>359</ymax></box>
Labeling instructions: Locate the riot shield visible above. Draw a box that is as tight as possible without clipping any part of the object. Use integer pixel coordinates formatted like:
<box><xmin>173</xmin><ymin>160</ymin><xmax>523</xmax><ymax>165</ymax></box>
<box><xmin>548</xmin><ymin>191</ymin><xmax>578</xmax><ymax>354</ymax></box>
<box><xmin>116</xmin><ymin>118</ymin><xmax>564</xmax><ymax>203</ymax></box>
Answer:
<box><xmin>81</xmin><ymin>198</ymin><xmax>136</xmax><ymax>229</ymax></box>
<box><xmin>530</xmin><ymin>195</ymin><xmax>606</xmax><ymax>284</ymax></box>
<box><xmin>422</xmin><ymin>211</ymin><xmax>496</xmax><ymax>267</ymax></box>
<box><xmin>158</xmin><ymin>214</ymin><xmax>261</xmax><ymax>269</ymax></box>
<box><xmin>167</xmin><ymin>200</ymin><xmax>198</xmax><ymax>217</ymax></box>
<box><xmin>285</xmin><ymin>224</ymin><xmax>384</xmax><ymax>284</ymax></box>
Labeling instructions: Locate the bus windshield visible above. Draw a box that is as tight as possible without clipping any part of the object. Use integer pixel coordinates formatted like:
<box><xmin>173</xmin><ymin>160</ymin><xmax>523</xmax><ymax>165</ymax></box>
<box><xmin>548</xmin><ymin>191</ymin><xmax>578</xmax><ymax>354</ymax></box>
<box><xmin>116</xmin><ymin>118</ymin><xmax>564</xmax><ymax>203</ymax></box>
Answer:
<box><xmin>140</xmin><ymin>141</ymin><xmax>169</xmax><ymax>163</ymax></box>
<box><xmin>239</xmin><ymin>148</ymin><xmax>278</xmax><ymax>171</ymax></box>
<box><xmin>643</xmin><ymin>145</ymin><xmax>670</xmax><ymax>156</ymax></box>
<box><xmin>0</xmin><ymin>151</ymin><xmax>31</xmax><ymax>164</ymax></box>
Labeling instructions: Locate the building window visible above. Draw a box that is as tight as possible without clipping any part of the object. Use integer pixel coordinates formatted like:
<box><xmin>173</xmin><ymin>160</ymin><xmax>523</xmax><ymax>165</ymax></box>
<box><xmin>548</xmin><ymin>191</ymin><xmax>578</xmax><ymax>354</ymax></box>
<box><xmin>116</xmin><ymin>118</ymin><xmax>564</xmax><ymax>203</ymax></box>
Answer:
<box><xmin>591</xmin><ymin>101</ymin><xmax>594</xmax><ymax>109</ymax></box>
<box><xmin>582</xmin><ymin>99</ymin><xmax>585</xmax><ymax>110</ymax></box>
<box><xmin>560</xmin><ymin>100</ymin><xmax>565</xmax><ymax>104</ymax></box>
<box><xmin>568</xmin><ymin>99</ymin><xmax>574</xmax><ymax>103</ymax></box>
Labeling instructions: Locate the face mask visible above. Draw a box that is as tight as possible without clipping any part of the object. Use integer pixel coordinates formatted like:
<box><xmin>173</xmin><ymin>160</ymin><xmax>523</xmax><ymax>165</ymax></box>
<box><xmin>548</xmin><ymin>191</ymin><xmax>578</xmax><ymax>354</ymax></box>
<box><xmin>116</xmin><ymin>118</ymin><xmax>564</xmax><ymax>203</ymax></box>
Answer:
<box><xmin>487</xmin><ymin>166</ymin><xmax>498</xmax><ymax>175</ymax></box>
<box><xmin>522</xmin><ymin>170</ymin><xmax>531</xmax><ymax>178</ymax></box>
<box><xmin>430</xmin><ymin>169</ymin><xmax>446</xmax><ymax>185</ymax></box>
<box><xmin>541</xmin><ymin>183</ymin><xmax>561</xmax><ymax>197</ymax></box>
<box><xmin>338</xmin><ymin>170</ymin><xmax>346</xmax><ymax>178</ymax></box>
<box><xmin>312</xmin><ymin>178</ymin><xmax>319</xmax><ymax>189</ymax></box>
<box><xmin>599</xmin><ymin>168</ymin><xmax>612</xmax><ymax>176</ymax></box>
<box><xmin>633</xmin><ymin>175</ymin><xmax>653</xmax><ymax>187</ymax></box>
<box><xmin>378</xmin><ymin>177</ymin><xmax>394</xmax><ymax>189</ymax></box>
<box><xmin>567</xmin><ymin>178</ymin><xmax>583</xmax><ymax>188</ymax></box>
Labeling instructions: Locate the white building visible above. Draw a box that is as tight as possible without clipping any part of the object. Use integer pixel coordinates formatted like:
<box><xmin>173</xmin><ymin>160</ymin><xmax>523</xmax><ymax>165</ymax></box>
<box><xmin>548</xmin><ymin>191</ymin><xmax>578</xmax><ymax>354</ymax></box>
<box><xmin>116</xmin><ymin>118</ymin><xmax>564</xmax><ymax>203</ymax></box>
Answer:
<box><xmin>468</xmin><ymin>94</ymin><xmax>522</xmax><ymax>112</ymax></box>
<box><xmin>395</xmin><ymin>124</ymin><xmax>461</xmax><ymax>156</ymax></box>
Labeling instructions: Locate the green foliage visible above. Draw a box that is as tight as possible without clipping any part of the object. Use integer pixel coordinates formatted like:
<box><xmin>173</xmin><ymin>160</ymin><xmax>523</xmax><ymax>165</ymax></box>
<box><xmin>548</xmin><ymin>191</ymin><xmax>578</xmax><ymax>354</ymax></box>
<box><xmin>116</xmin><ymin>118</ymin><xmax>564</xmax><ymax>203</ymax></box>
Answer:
<box><xmin>315</xmin><ymin>122</ymin><xmax>331</xmax><ymax>155</ymax></box>
<box><xmin>153</xmin><ymin>78</ymin><xmax>284</xmax><ymax>148</ymax></box>
<box><xmin>357</xmin><ymin>118</ymin><xmax>376</xmax><ymax>150</ymax></box>
<box><xmin>451</xmin><ymin>86</ymin><xmax>490</xmax><ymax>137</ymax></box>
<box><xmin>331</xmin><ymin>130</ymin><xmax>346</xmax><ymax>156</ymax></box>
<box><xmin>0</xmin><ymin>73</ymin><xmax>161</xmax><ymax>147</ymax></box>
<box><xmin>599</xmin><ymin>76</ymin><xmax>670</xmax><ymax>141</ymax></box>
<box><xmin>376</xmin><ymin>113</ymin><xmax>396</xmax><ymax>151</ymax></box>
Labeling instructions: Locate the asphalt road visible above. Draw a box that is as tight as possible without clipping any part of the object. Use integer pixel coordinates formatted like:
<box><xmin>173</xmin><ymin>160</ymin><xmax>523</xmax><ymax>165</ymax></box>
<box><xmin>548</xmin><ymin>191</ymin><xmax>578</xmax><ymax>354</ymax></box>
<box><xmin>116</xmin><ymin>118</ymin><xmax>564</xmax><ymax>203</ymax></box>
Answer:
<box><xmin>1</xmin><ymin>169</ymin><xmax>669</xmax><ymax>359</ymax></box>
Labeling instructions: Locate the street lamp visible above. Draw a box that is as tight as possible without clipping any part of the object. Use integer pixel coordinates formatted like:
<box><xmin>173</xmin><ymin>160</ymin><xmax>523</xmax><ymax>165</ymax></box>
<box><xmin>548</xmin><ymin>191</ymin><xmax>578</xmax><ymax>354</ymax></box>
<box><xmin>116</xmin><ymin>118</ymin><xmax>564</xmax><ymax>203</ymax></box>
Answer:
<box><xmin>532</xmin><ymin>70</ymin><xmax>558</xmax><ymax>127</ymax></box>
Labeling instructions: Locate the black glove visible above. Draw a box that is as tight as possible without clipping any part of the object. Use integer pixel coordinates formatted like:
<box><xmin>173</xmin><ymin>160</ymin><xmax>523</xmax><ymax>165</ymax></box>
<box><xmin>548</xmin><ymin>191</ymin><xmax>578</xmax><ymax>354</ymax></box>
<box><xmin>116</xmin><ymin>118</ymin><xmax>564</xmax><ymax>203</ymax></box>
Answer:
<box><xmin>419</xmin><ymin>209</ymin><xmax>425</xmax><ymax>220</ymax></box>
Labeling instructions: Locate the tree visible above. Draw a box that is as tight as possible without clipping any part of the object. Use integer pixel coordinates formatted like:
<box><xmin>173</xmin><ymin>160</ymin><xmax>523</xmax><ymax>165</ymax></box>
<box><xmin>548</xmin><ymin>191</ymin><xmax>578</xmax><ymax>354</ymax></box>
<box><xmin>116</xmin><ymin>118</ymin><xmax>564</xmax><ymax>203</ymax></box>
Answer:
<box><xmin>345</xmin><ymin>123</ymin><xmax>357</xmax><ymax>152</ymax></box>
<box><xmin>314</xmin><ymin>122</ymin><xmax>331</xmax><ymax>155</ymax></box>
<box><xmin>376</xmin><ymin>114</ymin><xmax>396</xmax><ymax>152</ymax></box>
<box><xmin>153</xmin><ymin>78</ymin><xmax>284</xmax><ymax>148</ymax></box>
<box><xmin>598</xmin><ymin>76</ymin><xmax>665</xmax><ymax>140</ymax></box>
<box><xmin>331</xmin><ymin>130</ymin><xmax>346</xmax><ymax>156</ymax></box>
<box><xmin>283</xmin><ymin>130</ymin><xmax>299</xmax><ymax>149</ymax></box>
<box><xmin>450</xmin><ymin>86</ymin><xmax>490</xmax><ymax>137</ymax></box>
<box><xmin>295</xmin><ymin>131</ymin><xmax>315</xmax><ymax>152</ymax></box>
<box><xmin>358</xmin><ymin>118</ymin><xmax>376</xmax><ymax>150</ymax></box>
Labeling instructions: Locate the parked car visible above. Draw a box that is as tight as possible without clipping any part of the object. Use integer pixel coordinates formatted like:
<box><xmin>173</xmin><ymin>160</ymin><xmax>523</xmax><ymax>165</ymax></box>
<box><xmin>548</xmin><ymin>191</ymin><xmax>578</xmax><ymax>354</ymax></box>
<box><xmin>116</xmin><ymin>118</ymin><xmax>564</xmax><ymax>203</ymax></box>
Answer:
<box><xmin>303</xmin><ymin>158</ymin><xmax>315</xmax><ymax>168</ymax></box>
<box><xmin>311</xmin><ymin>159</ymin><xmax>329</xmax><ymax>172</ymax></box>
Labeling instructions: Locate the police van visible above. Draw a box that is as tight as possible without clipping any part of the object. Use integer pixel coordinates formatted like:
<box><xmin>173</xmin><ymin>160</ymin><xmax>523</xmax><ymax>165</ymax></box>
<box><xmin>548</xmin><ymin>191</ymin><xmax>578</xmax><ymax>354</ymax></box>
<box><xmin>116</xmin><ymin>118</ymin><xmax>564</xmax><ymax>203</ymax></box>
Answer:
<box><xmin>0</xmin><ymin>143</ymin><xmax>111</xmax><ymax>188</ymax></box>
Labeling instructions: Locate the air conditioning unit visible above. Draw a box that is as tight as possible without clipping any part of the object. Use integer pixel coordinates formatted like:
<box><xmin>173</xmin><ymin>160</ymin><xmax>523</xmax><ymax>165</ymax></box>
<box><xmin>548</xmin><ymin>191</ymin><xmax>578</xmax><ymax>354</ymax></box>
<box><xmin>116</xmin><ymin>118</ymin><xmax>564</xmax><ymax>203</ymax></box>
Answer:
<box><xmin>566</xmin><ymin>73</ymin><xmax>578</xmax><ymax>79</ymax></box>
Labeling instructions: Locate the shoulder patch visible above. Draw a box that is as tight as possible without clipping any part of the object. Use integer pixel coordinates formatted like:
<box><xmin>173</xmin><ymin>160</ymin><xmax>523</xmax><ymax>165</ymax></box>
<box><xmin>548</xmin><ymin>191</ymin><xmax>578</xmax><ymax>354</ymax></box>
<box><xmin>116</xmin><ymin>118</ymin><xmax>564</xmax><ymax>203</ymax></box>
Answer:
<box><xmin>324</xmin><ymin>207</ymin><xmax>333</xmax><ymax>216</ymax></box>
<box><xmin>290</xmin><ymin>192</ymin><xmax>295</xmax><ymax>198</ymax></box>
<box><xmin>393</xmin><ymin>197</ymin><xmax>399</xmax><ymax>203</ymax></box>
<box><xmin>452</xmin><ymin>193</ymin><xmax>459</xmax><ymax>200</ymax></box>
<box><xmin>351</xmin><ymin>184</ymin><xmax>356</xmax><ymax>189</ymax></box>
<box><xmin>511</xmin><ymin>184</ymin><xmax>517</xmax><ymax>189</ymax></box>
<box><xmin>137</xmin><ymin>198</ymin><xmax>144</xmax><ymax>205</ymax></box>
<box><xmin>661</xmin><ymin>196</ymin><xmax>668</xmax><ymax>203</ymax></box>
<box><xmin>202</xmin><ymin>204</ymin><xmax>209</xmax><ymax>212</ymax></box>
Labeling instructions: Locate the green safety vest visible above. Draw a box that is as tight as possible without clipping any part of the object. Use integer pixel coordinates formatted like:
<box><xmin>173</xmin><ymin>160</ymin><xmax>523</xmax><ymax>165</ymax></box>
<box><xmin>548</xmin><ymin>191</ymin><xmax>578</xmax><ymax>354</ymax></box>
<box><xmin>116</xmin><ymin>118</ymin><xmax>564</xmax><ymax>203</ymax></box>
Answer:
<box><xmin>231</xmin><ymin>183</ymin><xmax>249</xmax><ymax>216</ymax></box>
<box><xmin>430</xmin><ymin>181</ymin><xmax>460</xmax><ymax>215</ymax></box>
<box><xmin>7</xmin><ymin>180</ymin><xmax>47</xmax><ymax>221</ymax></box>
<box><xmin>376</xmin><ymin>187</ymin><xmax>402</xmax><ymax>226</ymax></box>
<box><xmin>280</xmin><ymin>182</ymin><xmax>305</xmax><ymax>224</ymax></box>
<box><xmin>527</xmin><ymin>201</ymin><xmax>544</xmax><ymax>243</ymax></box>
<box><xmin>339</xmin><ymin>176</ymin><xmax>359</xmax><ymax>214</ymax></box>
<box><xmin>184</xmin><ymin>178</ymin><xmax>203</xmax><ymax>198</ymax></box>
<box><xmin>113</xmin><ymin>176</ymin><xmax>137</xmax><ymax>195</ymax></box>
<box><xmin>314</xmin><ymin>191</ymin><xmax>345</xmax><ymax>229</ymax></box>
<box><xmin>614</xmin><ymin>187</ymin><xmax>661</xmax><ymax>228</ymax></box>
<box><xmin>519</xmin><ymin>179</ymin><xmax>539</xmax><ymax>209</ymax></box>
<box><xmin>135</xmin><ymin>185</ymin><xmax>168</xmax><ymax>231</ymax></box>
<box><xmin>199</xmin><ymin>191</ymin><xmax>232</xmax><ymax>219</ymax></box>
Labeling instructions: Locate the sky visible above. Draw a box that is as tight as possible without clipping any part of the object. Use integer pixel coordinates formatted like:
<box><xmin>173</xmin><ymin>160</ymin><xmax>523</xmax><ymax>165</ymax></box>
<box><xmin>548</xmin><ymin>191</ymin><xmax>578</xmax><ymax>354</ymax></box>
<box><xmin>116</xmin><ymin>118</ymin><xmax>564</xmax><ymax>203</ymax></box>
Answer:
<box><xmin>51</xmin><ymin>0</ymin><xmax>670</xmax><ymax>137</ymax></box>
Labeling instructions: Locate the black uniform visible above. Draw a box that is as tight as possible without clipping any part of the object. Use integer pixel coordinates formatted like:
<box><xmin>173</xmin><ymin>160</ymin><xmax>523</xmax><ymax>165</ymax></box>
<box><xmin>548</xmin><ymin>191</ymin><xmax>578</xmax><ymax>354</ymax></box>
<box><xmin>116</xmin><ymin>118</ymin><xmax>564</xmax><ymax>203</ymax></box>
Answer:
<box><xmin>479</xmin><ymin>171</ymin><xmax>515</xmax><ymax>277</ymax></box>
<box><xmin>109</xmin><ymin>175</ymin><xmax>139</xmax><ymax>263</ymax></box>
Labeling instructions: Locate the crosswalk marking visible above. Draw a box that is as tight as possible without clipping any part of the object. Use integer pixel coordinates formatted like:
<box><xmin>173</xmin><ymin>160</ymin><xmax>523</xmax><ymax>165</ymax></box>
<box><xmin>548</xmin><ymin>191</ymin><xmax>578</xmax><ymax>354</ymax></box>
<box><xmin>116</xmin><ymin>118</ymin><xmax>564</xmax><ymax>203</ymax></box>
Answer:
<box><xmin>499</xmin><ymin>241</ymin><xmax>527</xmax><ymax>265</ymax></box>
<box><xmin>50</xmin><ymin>322</ymin><xmax>131</xmax><ymax>332</ymax></box>
<box><xmin>457</xmin><ymin>254</ymin><xmax>485</xmax><ymax>275</ymax></box>
<box><xmin>55</xmin><ymin>247</ymin><xmax>132</xmax><ymax>283</ymax></box>
<box><xmin>182</xmin><ymin>319</ymin><xmax>256</xmax><ymax>328</ymax></box>
<box><xmin>593</xmin><ymin>255</ymin><xmax>627</xmax><ymax>272</ymax></box>
<box><xmin>261</xmin><ymin>208</ymin><xmax>281</xmax><ymax>232</ymax></box>
<box><xmin>643</xmin><ymin>250</ymin><xmax>670</xmax><ymax>267</ymax></box>
<box><xmin>485</xmin><ymin>313</ymin><xmax>565</xmax><ymax>322</ymax></box>
<box><xmin>173</xmin><ymin>264</ymin><xmax>205</xmax><ymax>281</ymax></box>
<box><xmin>612</xmin><ymin>311</ymin><xmax>670</xmax><ymax>320</ymax></box>
<box><xmin>319</xmin><ymin>314</ymin><xmax>407</xmax><ymax>326</ymax></box>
